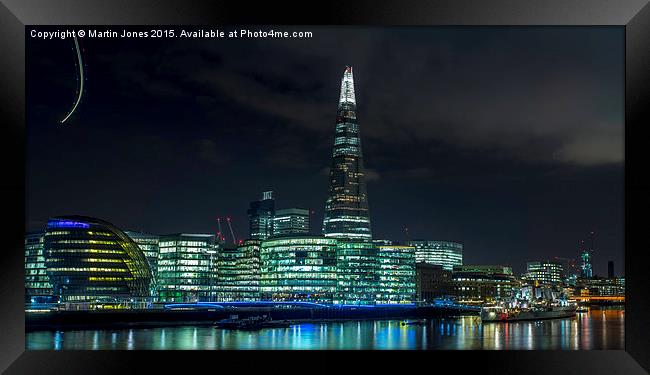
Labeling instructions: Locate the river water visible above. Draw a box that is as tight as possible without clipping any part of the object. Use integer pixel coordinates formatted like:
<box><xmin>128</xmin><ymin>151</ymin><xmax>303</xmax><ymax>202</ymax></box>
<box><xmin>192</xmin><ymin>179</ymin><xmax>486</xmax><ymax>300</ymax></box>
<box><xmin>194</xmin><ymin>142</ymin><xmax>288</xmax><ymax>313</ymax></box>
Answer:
<box><xmin>26</xmin><ymin>307</ymin><xmax>624</xmax><ymax>350</ymax></box>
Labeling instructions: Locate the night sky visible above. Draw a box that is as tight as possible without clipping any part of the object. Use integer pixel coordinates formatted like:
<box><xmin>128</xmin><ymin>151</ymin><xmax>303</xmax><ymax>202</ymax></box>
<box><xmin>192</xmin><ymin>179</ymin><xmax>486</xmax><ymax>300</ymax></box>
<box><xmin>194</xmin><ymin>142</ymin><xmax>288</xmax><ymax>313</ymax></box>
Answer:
<box><xmin>26</xmin><ymin>26</ymin><xmax>624</xmax><ymax>275</ymax></box>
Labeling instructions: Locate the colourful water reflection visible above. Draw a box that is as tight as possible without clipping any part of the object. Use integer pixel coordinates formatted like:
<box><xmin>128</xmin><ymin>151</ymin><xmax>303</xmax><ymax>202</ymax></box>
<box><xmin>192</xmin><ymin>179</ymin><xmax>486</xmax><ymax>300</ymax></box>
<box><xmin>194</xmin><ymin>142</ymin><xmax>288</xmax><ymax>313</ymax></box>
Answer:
<box><xmin>26</xmin><ymin>307</ymin><xmax>624</xmax><ymax>350</ymax></box>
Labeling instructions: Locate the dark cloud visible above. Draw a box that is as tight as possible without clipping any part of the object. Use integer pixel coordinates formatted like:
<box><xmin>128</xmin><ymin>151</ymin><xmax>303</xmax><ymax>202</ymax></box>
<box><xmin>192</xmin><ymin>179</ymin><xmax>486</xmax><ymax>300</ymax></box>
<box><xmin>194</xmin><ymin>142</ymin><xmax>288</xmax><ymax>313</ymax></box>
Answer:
<box><xmin>102</xmin><ymin>27</ymin><xmax>623</xmax><ymax>170</ymax></box>
<box><xmin>197</xmin><ymin>139</ymin><xmax>227</xmax><ymax>165</ymax></box>
<box><xmin>26</xmin><ymin>26</ymin><xmax>624</xmax><ymax>275</ymax></box>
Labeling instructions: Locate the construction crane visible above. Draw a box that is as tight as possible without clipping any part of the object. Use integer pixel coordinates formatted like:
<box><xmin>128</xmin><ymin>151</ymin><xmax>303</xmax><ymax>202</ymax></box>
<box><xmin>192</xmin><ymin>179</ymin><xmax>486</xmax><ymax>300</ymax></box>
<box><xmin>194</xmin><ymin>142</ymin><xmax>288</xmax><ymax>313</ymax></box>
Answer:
<box><xmin>226</xmin><ymin>217</ymin><xmax>237</xmax><ymax>244</ymax></box>
<box><xmin>216</xmin><ymin>217</ymin><xmax>226</xmax><ymax>243</ymax></box>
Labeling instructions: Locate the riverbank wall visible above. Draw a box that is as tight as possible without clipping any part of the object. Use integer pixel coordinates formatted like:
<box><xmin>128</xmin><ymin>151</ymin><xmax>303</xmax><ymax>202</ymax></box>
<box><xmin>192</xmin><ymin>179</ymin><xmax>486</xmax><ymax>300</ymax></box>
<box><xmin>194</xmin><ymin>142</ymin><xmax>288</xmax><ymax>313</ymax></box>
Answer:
<box><xmin>26</xmin><ymin>305</ymin><xmax>479</xmax><ymax>331</ymax></box>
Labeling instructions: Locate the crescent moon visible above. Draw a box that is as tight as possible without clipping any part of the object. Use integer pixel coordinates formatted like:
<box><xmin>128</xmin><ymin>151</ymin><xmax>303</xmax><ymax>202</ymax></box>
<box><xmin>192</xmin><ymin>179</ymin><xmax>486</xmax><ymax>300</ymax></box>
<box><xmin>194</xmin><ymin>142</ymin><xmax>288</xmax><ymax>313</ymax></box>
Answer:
<box><xmin>61</xmin><ymin>36</ymin><xmax>84</xmax><ymax>124</ymax></box>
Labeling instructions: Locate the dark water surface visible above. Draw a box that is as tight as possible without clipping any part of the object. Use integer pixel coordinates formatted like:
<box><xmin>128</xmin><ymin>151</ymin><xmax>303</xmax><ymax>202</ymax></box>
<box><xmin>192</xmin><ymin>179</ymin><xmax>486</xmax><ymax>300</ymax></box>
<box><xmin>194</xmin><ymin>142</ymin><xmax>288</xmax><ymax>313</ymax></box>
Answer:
<box><xmin>26</xmin><ymin>307</ymin><xmax>624</xmax><ymax>350</ymax></box>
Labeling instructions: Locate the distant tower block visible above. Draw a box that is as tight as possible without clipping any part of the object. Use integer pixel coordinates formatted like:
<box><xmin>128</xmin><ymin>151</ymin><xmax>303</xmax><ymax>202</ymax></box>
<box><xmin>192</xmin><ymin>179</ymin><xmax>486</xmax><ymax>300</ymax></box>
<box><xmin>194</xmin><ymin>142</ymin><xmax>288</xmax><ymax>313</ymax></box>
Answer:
<box><xmin>248</xmin><ymin>191</ymin><xmax>275</xmax><ymax>240</ymax></box>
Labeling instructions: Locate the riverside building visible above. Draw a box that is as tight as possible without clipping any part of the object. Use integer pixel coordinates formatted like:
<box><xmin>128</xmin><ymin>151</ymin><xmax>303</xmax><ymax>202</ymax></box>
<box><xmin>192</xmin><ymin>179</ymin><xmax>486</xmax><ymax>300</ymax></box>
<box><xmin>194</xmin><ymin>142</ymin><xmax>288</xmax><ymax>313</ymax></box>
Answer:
<box><xmin>234</xmin><ymin>239</ymin><xmax>262</xmax><ymax>301</ymax></box>
<box><xmin>260</xmin><ymin>236</ymin><xmax>337</xmax><ymax>303</ymax></box>
<box><xmin>216</xmin><ymin>243</ymin><xmax>242</xmax><ymax>301</ymax></box>
<box><xmin>125</xmin><ymin>231</ymin><xmax>160</xmax><ymax>299</ymax></box>
<box><xmin>157</xmin><ymin>233</ymin><xmax>217</xmax><ymax>302</ymax></box>
<box><xmin>376</xmin><ymin>245</ymin><xmax>416</xmax><ymax>304</ymax></box>
<box><xmin>43</xmin><ymin>216</ymin><xmax>152</xmax><ymax>304</ymax></box>
<box><xmin>415</xmin><ymin>263</ymin><xmax>452</xmax><ymax>303</ymax></box>
<box><xmin>25</xmin><ymin>231</ymin><xmax>54</xmax><ymax>303</ymax></box>
<box><xmin>451</xmin><ymin>265</ymin><xmax>517</xmax><ymax>305</ymax></box>
<box><xmin>334</xmin><ymin>240</ymin><xmax>378</xmax><ymax>305</ymax></box>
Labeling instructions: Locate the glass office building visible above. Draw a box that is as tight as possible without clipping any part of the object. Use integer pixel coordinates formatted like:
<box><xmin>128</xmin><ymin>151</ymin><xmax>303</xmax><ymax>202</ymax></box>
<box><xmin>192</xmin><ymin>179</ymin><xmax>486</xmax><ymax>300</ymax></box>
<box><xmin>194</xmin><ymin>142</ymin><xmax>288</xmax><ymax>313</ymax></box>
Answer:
<box><xmin>25</xmin><ymin>231</ymin><xmax>54</xmax><ymax>302</ymax></box>
<box><xmin>454</xmin><ymin>265</ymin><xmax>513</xmax><ymax>275</ymax></box>
<box><xmin>272</xmin><ymin>208</ymin><xmax>310</xmax><ymax>237</ymax></box>
<box><xmin>334</xmin><ymin>240</ymin><xmax>377</xmax><ymax>305</ymax></box>
<box><xmin>526</xmin><ymin>261</ymin><xmax>563</xmax><ymax>285</ymax></box>
<box><xmin>124</xmin><ymin>231</ymin><xmax>159</xmax><ymax>276</ymax></box>
<box><xmin>157</xmin><ymin>233</ymin><xmax>217</xmax><ymax>302</ymax></box>
<box><xmin>376</xmin><ymin>245</ymin><xmax>416</xmax><ymax>304</ymax></box>
<box><xmin>125</xmin><ymin>231</ymin><xmax>159</xmax><ymax>298</ymax></box>
<box><xmin>235</xmin><ymin>239</ymin><xmax>262</xmax><ymax>301</ymax></box>
<box><xmin>216</xmin><ymin>244</ymin><xmax>244</xmax><ymax>301</ymax></box>
<box><xmin>408</xmin><ymin>240</ymin><xmax>463</xmax><ymax>271</ymax></box>
<box><xmin>322</xmin><ymin>67</ymin><xmax>372</xmax><ymax>240</ymax></box>
<box><xmin>260</xmin><ymin>236</ymin><xmax>337</xmax><ymax>303</ymax></box>
<box><xmin>43</xmin><ymin>216</ymin><xmax>152</xmax><ymax>303</ymax></box>
<box><xmin>248</xmin><ymin>191</ymin><xmax>275</xmax><ymax>240</ymax></box>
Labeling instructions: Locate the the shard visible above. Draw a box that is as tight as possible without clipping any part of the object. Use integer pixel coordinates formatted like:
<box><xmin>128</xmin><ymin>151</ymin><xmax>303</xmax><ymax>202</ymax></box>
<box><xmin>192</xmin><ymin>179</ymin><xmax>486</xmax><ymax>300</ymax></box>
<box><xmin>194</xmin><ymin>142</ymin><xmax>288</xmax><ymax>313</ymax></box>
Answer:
<box><xmin>322</xmin><ymin>66</ymin><xmax>372</xmax><ymax>240</ymax></box>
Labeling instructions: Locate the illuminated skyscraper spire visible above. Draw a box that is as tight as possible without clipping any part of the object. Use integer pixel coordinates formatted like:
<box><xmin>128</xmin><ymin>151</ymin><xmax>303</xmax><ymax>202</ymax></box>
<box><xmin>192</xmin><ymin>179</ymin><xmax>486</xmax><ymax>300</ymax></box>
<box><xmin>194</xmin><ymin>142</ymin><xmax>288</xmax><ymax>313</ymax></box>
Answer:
<box><xmin>339</xmin><ymin>66</ymin><xmax>356</xmax><ymax>105</ymax></box>
<box><xmin>322</xmin><ymin>66</ymin><xmax>372</xmax><ymax>240</ymax></box>
<box><xmin>579</xmin><ymin>238</ymin><xmax>593</xmax><ymax>279</ymax></box>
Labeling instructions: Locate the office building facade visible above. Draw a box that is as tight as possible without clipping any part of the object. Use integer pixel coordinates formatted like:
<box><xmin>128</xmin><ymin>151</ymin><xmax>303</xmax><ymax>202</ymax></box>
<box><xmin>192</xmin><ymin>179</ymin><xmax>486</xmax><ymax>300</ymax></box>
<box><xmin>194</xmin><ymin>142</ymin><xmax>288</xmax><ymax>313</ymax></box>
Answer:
<box><xmin>25</xmin><ymin>231</ymin><xmax>54</xmax><ymax>302</ymax></box>
<box><xmin>216</xmin><ymin>244</ymin><xmax>243</xmax><ymax>301</ymax></box>
<box><xmin>453</xmin><ymin>265</ymin><xmax>513</xmax><ymax>275</ymax></box>
<box><xmin>408</xmin><ymin>240</ymin><xmax>463</xmax><ymax>271</ymax></box>
<box><xmin>157</xmin><ymin>233</ymin><xmax>217</xmax><ymax>302</ymax></box>
<box><xmin>248</xmin><ymin>191</ymin><xmax>275</xmax><ymax>240</ymax></box>
<box><xmin>451</xmin><ymin>265</ymin><xmax>517</xmax><ymax>305</ymax></box>
<box><xmin>580</xmin><ymin>277</ymin><xmax>625</xmax><ymax>296</ymax></box>
<box><xmin>125</xmin><ymin>231</ymin><xmax>159</xmax><ymax>276</ymax></box>
<box><xmin>526</xmin><ymin>261</ymin><xmax>563</xmax><ymax>285</ymax></box>
<box><xmin>334</xmin><ymin>240</ymin><xmax>377</xmax><ymax>305</ymax></box>
<box><xmin>234</xmin><ymin>239</ymin><xmax>262</xmax><ymax>301</ymax></box>
<box><xmin>376</xmin><ymin>245</ymin><xmax>416</xmax><ymax>304</ymax></box>
<box><xmin>125</xmin><ymin>231</ymin><xmax>160</xmax><ymax>298</ymax></box>
<box><xmin>272</xmin><ymin>208</ymin><xmax>310</xmax><ymax>237</ymax></box>
<box><xmin>260</xmin><ymin>236</ymin><xmax>337</xmax><ymax>303</ymax></box>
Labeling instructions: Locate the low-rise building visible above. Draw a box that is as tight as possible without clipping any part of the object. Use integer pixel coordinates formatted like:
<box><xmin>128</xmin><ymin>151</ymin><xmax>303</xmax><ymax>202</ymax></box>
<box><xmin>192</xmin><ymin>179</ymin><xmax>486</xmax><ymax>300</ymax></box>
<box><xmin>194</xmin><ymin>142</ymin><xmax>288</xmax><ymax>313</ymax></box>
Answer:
<box><xmin>415</xmin><ymin>262</ymin><xmax>452</xmax><ymax>303</ymax></box>
<box><xmin>451</xmin><ymin>264</ymin><xmax>517</xmax><ymax>305</ymax></box>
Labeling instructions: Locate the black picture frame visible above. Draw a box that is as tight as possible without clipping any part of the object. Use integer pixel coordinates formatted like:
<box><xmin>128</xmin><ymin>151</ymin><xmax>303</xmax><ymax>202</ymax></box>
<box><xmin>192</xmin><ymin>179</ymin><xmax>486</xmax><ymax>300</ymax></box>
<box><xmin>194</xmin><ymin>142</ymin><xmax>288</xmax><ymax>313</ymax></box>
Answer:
<box><xmin>1</xmin><ymin>0</ymin><xmax>649</xmax><ymax>373</ymax></box>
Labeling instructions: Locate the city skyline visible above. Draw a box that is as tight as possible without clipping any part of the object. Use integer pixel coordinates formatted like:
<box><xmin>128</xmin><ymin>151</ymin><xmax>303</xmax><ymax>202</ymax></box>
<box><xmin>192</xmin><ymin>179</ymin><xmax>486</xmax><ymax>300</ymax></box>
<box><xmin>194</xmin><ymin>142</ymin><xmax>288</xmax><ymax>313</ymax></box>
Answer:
<box><xmin>26</xmin><ymin>27</ymin><xmax>624</xmax><ymax>275</ymax></box>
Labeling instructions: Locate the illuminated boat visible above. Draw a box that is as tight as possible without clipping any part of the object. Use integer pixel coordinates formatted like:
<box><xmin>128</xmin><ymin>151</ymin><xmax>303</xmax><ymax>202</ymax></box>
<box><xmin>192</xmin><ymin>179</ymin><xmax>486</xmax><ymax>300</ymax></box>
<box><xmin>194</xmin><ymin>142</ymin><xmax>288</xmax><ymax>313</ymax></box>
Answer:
<box><xmin>481</xmin><ymin>303</ymin><xmax>576</xmax><ymax>322</ymax></box>
<box><xmin>481</xmin><ymin>283</ymin><xmax>578</xmax><ymax>322</ymax></box>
